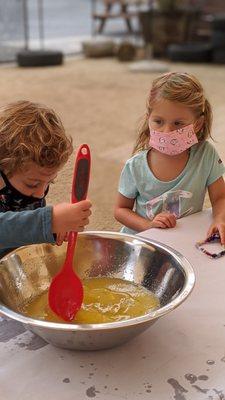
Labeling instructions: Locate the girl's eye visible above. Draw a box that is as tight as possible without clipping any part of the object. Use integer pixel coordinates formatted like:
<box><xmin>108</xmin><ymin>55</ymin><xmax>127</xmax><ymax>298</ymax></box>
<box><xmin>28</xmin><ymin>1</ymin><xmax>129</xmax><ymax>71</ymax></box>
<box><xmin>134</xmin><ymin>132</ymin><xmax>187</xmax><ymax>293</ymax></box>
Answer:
<box><xmin>174</xmin><ymin>121</ymin><xmax>183</xmax><ymax>126</ymax></box>
<box><xmin>153</xmin><ymin>120</ymin><xmax>162</xmax><ymax>125</ymax></box>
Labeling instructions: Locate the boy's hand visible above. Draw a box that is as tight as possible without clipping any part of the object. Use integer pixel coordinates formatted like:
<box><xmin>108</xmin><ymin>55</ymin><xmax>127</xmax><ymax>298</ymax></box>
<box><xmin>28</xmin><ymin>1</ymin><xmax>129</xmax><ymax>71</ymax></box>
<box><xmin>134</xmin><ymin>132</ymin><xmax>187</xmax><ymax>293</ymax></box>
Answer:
<box><xmin>52</xmin><ymin>200</ymin><xmax>92</xmax><ymax>236</ymax></box>
<box><xmin>151</xmin><ymin>212</ymin><xmax>176</xmax><ymax>229</ymax></box>
<box><xmin>56</xmin><ymin>232</ymin><xmax>68</xmax><ymax>246</ymax></box>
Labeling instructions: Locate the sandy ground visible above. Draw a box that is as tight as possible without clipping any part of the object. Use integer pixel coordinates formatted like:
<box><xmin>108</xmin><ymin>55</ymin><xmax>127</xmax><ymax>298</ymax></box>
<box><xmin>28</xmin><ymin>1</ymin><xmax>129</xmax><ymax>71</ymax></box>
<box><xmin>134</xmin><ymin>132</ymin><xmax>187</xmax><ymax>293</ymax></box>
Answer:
<box><xmin>0</xmin><ymin>57</ymin><xmax>225</xmax><ymax>232</ymax></box>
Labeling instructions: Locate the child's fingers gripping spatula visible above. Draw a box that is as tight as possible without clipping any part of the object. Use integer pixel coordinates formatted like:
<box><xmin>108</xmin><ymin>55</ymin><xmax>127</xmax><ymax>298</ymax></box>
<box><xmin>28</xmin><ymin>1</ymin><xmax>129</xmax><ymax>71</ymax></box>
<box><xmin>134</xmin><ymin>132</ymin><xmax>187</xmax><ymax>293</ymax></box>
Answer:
<box><xmin>48</xmin><ymin>144</ymin><xmax>91</xmax><ymax>321</ymax></box>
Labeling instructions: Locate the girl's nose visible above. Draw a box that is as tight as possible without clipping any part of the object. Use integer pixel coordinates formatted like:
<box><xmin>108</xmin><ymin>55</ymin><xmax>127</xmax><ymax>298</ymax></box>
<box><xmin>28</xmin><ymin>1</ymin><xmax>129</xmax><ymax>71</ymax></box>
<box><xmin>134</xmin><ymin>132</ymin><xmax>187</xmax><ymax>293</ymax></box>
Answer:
<box><xmin>162</xmin><ymin>123</ymin><xmax>174</xmax><ymax>133</ymax></box>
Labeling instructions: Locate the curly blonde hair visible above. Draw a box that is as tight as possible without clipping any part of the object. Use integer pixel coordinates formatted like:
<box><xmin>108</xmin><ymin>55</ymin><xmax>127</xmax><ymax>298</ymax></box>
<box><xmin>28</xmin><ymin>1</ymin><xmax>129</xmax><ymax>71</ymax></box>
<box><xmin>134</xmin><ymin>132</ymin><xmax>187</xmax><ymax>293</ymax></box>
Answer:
<box><xmin>133</xmin><ymin>72</ymin><xmax>213</xmax><ymax>155</ymax></box>
<box><xmin>0</xmin><ymin>100</ymin><xmax>73</xmax><ymax>176</ymax></box>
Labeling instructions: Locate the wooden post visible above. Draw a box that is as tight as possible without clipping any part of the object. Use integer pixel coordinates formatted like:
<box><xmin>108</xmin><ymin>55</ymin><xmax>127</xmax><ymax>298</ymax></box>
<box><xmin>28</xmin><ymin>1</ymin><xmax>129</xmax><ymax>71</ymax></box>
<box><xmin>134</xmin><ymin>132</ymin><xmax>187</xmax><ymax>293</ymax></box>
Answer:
<box><xmin>37</xmin><ymin>0</ymin><xmax>45</xmax><ymax>49</ymax></box>
<box><xmin>22</xmin><ymin>0</ymin><xmax>29</xmax><ymax>50</ymax></box>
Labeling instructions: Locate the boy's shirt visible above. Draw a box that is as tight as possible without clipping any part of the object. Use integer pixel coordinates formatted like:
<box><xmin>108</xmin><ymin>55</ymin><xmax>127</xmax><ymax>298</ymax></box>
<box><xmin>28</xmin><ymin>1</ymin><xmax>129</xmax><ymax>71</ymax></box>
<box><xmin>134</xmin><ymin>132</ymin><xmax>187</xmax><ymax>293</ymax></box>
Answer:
<box><xmin>0</xmin><ymin>171</ymin><xmax>55</xmax><ymax>259</ymax></box>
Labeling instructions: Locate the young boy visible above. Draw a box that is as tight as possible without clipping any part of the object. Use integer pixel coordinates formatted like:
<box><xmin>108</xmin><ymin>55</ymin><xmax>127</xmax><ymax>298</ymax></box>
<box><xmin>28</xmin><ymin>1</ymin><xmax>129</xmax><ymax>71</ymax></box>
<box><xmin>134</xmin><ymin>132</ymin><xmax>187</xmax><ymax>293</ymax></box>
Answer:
<box><xmin>0</xmin><ymin>100</ymin><xmax>92</xmax><ymax>258</ymax></box>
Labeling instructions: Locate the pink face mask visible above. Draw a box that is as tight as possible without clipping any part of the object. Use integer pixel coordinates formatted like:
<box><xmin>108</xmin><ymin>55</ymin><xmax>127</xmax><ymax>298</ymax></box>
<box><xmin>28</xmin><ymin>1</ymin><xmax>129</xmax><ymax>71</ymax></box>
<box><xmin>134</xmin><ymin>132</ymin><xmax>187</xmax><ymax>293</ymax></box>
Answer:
<box><xmin>149</xmin><ymin>123</ymin><xmax>198</xmax><ymax>155</ymax></box>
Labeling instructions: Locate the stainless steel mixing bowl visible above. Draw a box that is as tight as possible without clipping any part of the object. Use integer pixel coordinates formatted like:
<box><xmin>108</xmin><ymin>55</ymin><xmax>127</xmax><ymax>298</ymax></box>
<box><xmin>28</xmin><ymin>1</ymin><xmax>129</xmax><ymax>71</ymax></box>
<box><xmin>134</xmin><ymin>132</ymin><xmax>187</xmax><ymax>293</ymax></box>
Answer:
<box><xmin>0</xmin><ymin>231</ymin><xmax>195</xmax><ymax>350</ymax></box>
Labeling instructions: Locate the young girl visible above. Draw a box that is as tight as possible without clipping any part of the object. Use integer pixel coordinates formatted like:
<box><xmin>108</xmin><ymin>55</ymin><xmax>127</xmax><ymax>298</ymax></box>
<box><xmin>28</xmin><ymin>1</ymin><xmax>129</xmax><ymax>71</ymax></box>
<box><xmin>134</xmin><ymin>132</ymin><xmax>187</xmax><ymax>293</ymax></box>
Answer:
<box><xmin>0</xmin><ymin>100</ymin><xmax>92</xmax><ymax>258</ymax></box>
<box><xmin>114</xmin><ymin>72</ymin><xmax>225</xmax><ymax>244</ymax></box>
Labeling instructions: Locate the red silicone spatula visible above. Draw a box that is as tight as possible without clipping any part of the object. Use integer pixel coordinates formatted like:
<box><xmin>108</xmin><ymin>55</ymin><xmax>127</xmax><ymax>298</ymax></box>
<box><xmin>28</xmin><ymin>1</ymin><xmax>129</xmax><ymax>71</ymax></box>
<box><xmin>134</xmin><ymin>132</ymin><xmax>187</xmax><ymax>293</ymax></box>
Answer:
<box><xmin>48</xmin><ymin>144</ymin><xmax>91</xmax><ymax>321</ymax></box>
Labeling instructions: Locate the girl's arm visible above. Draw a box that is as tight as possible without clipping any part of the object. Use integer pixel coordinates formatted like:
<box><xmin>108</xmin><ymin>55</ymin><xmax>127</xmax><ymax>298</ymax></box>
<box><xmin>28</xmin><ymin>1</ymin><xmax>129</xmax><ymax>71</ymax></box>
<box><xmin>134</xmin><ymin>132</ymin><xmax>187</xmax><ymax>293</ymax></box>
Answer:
<box><xmin>114</xmin><ymin>193</ymin><xmax>152</xmax><ymax>232</ymax></box>
<box><xmin>208</xmin><ymin>176</ymin><xmax>225</xmax><ymax>244</ymax></box>
<box><xmin>114</xmin><ymin>193</ymin><xmax>176</xmax><ymax>232</ymax></box>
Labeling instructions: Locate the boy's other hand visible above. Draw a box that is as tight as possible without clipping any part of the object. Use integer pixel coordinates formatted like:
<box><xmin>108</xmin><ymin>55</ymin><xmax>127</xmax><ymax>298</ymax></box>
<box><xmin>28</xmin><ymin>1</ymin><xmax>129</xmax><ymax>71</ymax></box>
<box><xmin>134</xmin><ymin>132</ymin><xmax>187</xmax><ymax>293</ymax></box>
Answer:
<box><xmin>52</xmin><ymin>200</ymin><xmax>92</xmax><ymax>236</ymax></box>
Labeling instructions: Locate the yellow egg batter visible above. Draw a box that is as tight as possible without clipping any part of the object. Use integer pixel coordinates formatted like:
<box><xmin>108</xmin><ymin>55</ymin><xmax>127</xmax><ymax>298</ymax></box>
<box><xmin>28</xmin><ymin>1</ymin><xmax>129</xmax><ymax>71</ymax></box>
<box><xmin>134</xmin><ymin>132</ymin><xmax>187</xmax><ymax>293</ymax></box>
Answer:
<box><xmin>22</xmin><ymin>277</ymin><xmax>160</xmax><ymax>324</ymax></box>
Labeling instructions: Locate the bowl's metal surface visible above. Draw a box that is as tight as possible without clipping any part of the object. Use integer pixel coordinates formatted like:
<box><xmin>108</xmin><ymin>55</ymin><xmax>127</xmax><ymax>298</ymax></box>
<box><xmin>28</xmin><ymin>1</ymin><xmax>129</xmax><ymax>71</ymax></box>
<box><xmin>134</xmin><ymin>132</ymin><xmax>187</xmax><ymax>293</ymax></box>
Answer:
<box><xmin>0</xmin><ymin>231</ymin><xmax>195</xmax><ymax>350</ymax></box>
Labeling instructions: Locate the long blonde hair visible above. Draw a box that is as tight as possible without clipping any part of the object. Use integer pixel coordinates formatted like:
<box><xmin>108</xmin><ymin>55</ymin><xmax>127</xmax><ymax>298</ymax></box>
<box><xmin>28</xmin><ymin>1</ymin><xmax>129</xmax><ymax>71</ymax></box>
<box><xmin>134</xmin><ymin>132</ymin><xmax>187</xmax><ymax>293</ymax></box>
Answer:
<box><xmin>133</xmin><ymin>72</ymin><xmax>213</xmax><ymax>155</ymax></box>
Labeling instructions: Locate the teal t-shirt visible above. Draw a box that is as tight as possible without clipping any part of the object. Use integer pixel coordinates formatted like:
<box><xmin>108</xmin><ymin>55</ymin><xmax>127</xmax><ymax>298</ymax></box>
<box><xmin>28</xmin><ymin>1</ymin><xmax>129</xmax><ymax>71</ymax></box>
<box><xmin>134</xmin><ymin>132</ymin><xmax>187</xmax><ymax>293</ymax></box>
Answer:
<box><xmin>118</xmin><ymin>141</ymin><xmax>225</xmax><ymax>234</ymax></box>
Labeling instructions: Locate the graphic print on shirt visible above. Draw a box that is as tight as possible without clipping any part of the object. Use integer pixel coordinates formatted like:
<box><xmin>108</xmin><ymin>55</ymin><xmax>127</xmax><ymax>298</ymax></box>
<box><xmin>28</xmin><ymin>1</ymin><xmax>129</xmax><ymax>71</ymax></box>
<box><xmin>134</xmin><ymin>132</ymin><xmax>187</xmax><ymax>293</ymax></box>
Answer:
<box><xmin>146</xmin><ymin>189</ymin><xmax>193</xmax><ymax>220</ymax></box>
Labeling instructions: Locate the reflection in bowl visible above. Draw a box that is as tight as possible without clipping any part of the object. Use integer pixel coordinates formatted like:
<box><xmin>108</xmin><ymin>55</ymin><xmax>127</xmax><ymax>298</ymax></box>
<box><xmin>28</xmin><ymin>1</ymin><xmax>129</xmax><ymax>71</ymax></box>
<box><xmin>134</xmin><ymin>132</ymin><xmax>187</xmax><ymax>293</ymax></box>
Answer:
<box><xmin>0</xmin><ymin>231</ymin><xmax>195</xmax><ymax>350</ymax></box>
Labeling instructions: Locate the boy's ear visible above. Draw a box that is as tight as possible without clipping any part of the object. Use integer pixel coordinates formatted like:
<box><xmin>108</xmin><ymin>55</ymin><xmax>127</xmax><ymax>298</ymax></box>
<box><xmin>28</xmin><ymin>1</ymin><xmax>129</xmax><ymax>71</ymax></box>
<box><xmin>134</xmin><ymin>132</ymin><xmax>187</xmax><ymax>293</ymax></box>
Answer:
<box><xmin>194</xmin><ymin>115</ymin><xmax>204</xmax><ymax>133</ymax></box>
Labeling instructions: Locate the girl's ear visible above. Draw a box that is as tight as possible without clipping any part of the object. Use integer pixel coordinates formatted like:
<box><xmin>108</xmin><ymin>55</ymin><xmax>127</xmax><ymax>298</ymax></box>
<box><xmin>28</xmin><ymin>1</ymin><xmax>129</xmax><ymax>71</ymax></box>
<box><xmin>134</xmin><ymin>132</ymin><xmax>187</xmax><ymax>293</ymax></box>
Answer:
<box><xmin>194</xmin><ymin>115</ymin><xmax>204</xmax><ymax>133</ymax></box>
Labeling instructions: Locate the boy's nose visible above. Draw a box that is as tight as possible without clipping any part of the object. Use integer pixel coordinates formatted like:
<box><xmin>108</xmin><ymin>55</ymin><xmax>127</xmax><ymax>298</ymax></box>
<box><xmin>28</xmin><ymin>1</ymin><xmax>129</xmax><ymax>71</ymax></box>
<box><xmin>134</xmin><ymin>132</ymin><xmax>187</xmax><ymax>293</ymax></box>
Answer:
<box><xmin>32</xmin><ymin>185</ymin><xmax>47</xmax><ymax>198</ymax></box>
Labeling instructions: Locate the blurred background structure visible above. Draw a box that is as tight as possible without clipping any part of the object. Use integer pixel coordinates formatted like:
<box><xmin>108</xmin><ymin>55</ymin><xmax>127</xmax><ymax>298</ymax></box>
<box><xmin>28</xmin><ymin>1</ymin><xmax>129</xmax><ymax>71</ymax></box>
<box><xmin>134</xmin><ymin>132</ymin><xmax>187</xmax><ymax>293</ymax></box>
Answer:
<box><xmin>0</xmin><ymin>0</ymin><xmax>92</xmax><ymax>61</ymax></box>
<box><xmin>0</xmin><ymin>1</ymin><xmax>225</xmax><ymax>61</ymax></box>
<box><xmin>0</xmin><ymin>0</ymin><xmax>25</xmax><ymax>62</ymax></box>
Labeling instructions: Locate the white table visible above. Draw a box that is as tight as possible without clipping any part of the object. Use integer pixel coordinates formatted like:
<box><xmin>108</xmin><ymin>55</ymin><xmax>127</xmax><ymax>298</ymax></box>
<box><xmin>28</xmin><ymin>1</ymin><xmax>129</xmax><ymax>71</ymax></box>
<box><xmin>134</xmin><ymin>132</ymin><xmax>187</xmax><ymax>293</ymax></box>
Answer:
<box><xmin>1</xmin><ymin>209</ymin><xmax>225</xmax><ymax>400</ymax></box>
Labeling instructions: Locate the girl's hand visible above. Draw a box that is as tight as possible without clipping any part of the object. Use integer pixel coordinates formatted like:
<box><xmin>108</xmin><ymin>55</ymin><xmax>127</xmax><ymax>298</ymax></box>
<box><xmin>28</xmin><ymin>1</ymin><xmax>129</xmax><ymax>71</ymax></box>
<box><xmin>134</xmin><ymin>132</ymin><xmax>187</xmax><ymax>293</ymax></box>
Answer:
<box><xmin>52</xmin><ymin>200</ymin><xmax>92</xmax><ymax>235</ymax></box>
<box><xmin>151</xmin><ymin>212</ymin><xmax>177</xmax><ymax>229</ymax></box>
<box><xmin>208</xmin><ymin>176</ymin><xmax>225</xmax><ymax>245</ymax></box>
<box><xmin>207</xmin><ymin>220</ymin><xmax>225</xmax><ymax>246</ymax></box>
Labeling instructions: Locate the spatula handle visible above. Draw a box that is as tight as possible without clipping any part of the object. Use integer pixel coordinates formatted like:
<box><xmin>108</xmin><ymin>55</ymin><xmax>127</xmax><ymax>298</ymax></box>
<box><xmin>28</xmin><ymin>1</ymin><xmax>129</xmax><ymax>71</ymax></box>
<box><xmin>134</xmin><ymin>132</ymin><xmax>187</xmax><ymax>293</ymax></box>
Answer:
<box><xmin>67</xmin><ymin>144</ymin><xmax>91</xmax><ymax>250</ymax></box>
<box><xmin>71</xmin><ymin>144</ymin><xmax>91</xmax><ymax>204</ymax></box>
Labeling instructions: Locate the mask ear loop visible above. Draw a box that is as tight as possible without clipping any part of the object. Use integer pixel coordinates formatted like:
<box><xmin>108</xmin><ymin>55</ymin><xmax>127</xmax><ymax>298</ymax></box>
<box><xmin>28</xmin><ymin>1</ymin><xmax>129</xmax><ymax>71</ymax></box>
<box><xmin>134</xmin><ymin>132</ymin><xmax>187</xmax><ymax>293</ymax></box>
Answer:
<box><xmin>195</xmin><ymin>233</ymin><xmax>225</xmax><ymax>259</ymax></box>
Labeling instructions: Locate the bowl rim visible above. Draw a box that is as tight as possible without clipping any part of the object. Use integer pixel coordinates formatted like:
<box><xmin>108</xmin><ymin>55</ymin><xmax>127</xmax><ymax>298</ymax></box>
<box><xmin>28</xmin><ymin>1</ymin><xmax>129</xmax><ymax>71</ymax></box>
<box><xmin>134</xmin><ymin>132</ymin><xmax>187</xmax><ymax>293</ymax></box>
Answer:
<box><xmin>0</xmin><ymin>231</ymin><xmax>195</xmax><ymax>331</ymax></box>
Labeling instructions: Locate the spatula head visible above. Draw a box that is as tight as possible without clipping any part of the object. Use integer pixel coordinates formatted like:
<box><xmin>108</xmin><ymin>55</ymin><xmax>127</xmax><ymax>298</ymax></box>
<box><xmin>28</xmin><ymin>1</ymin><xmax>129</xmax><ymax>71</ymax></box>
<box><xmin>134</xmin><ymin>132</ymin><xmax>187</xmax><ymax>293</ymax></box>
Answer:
<box><xmin>48</xmin><ymin>268</ymin><xmax>84</xmax><ymax>321</ymax></box>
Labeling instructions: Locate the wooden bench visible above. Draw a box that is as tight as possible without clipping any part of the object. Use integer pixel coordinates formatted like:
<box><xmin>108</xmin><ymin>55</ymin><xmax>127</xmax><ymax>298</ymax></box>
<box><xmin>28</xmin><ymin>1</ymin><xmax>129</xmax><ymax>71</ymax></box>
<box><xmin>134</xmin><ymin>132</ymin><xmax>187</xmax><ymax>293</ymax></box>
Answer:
<box><xmin>91</xmin><ymin>0</ymin><xmax>143</xmax><ymax>34</ymax></box>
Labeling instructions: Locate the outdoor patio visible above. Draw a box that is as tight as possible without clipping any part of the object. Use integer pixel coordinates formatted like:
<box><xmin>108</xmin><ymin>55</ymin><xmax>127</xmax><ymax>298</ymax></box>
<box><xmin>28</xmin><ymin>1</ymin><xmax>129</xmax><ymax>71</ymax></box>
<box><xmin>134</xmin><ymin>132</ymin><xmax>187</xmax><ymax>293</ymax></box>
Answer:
<box><xmin>0</xmin><ymin>1</ymin><xmax>224</xmax><ymax>232</ymax></box>
<box><xmin>1</xmin><ymin>2</ymin><xmax>225</xmax><ymax>399</ymax></box>
<box><xmin>0</xmin><ymin>55</ymin><xmax>224</xmax><ymax>231</ymax></box>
